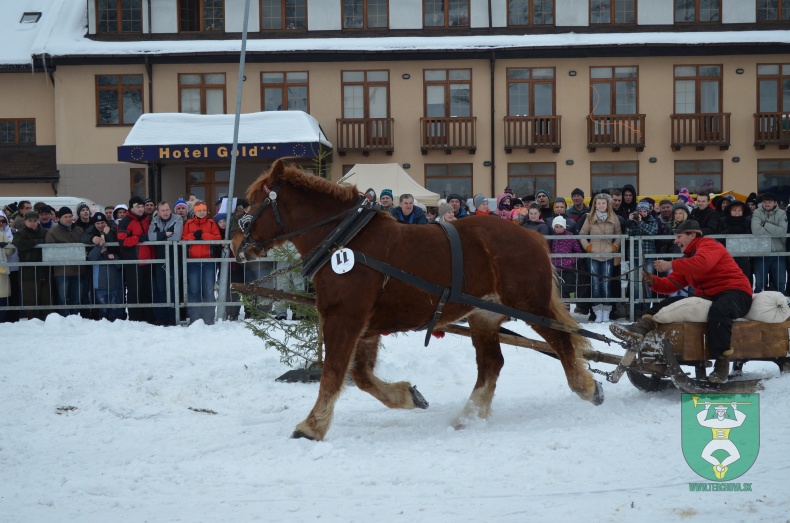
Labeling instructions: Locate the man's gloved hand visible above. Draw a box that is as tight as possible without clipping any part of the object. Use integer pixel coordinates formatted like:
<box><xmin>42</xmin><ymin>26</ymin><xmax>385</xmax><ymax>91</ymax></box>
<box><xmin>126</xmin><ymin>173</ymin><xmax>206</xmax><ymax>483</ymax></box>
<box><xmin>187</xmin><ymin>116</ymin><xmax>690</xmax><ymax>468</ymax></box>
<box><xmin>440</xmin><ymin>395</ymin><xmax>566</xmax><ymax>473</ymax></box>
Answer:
<box><xmin>193</xmin><ymin>230</ymin><xmax>203</xmax><ymax>240</ymax></box>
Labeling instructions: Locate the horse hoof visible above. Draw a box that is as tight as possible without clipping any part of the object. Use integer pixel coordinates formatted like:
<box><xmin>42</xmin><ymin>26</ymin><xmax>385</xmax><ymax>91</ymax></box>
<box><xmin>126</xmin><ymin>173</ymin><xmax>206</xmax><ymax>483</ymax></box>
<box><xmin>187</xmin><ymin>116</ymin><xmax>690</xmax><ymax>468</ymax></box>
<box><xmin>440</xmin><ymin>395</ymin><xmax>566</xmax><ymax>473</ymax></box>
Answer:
<box><xmin>591</xmin><ymin>380</ymin><xmax>605</xmax><ymax>406</ymax></box>
<box><xmin>409</xmin><ymin>385</ymin><xmax>429</xmax><ymax>409</ymax></box>
<box><xmin>291</xmin><ymin>429</ymin><xmax>316</xmax><ymax>440</ymax></box>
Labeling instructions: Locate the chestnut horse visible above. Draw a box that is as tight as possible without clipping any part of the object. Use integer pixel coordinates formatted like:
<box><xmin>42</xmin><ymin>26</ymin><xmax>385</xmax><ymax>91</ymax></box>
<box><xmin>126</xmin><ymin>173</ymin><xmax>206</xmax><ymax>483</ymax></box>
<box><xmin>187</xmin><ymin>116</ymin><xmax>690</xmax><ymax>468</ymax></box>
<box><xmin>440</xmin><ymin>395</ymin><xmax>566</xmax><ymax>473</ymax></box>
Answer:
<box><xmin>233</xmin><ymin>160</ymin><xmax>604</xmax><ymax>441</ymax></box>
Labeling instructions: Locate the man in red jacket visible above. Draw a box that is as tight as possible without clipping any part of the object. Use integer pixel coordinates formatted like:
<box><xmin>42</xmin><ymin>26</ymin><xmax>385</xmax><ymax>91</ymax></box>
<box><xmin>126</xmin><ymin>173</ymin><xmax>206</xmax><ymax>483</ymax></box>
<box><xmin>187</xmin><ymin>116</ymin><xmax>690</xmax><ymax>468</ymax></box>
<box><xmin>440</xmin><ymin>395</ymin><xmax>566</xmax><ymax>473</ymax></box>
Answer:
<box><xmin>117</xmin><ymin>195</ymin><xmax>154</xmax><ymax>323</ymax></box>
<box><xmin>610</xmin><ymin>220</ymin><xmax>753</xmax><ymax>383</ymax></box>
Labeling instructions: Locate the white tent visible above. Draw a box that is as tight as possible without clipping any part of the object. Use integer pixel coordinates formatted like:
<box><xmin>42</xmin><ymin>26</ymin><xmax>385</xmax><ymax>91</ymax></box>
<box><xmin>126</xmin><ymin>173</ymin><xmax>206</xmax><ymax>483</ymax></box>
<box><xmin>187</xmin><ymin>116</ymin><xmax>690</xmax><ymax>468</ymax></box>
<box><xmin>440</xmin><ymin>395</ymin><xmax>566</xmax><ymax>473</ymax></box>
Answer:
<box><xmin>338</xmin><ymin>163</ymin><xmax>441</xmax><ymax>206</ymax></box>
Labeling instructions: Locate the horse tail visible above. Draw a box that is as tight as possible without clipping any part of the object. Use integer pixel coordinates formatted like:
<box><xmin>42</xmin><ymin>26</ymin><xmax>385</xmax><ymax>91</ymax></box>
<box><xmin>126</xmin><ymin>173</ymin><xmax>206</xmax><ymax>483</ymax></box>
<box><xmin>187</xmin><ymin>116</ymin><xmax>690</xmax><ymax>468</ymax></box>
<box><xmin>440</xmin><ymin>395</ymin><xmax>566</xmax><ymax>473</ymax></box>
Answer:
<box><xmin>547</xmin><ymin>267</ymin><xmax>593</xmax><ymax>359</ymax></box>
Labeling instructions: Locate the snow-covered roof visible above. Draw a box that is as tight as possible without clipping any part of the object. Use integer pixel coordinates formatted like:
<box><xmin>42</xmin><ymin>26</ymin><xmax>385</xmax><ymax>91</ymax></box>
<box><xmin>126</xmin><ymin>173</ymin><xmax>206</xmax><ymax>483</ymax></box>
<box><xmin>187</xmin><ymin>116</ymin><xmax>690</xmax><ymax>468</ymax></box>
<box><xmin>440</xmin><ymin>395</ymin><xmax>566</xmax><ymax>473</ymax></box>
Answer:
<box><xmin>2</xmin><ymin>1</ymin><xmax>790</xmax><ymax>66</ymax></box>
<box><xmin>118</xmin><ymin>111</ymin><xmax>331</xmax><ymax>164</ymax></box>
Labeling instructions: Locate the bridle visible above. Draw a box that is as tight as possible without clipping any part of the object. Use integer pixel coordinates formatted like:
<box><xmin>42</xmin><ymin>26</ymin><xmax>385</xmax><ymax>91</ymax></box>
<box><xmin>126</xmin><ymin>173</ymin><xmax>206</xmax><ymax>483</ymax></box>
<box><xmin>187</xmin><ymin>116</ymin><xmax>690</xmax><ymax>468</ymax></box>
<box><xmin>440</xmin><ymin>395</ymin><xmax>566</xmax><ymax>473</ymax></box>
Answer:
<box><xmin>237</xmin><ymin>183</ymin><xmax>368</xmax><ymax>255</ymax></box>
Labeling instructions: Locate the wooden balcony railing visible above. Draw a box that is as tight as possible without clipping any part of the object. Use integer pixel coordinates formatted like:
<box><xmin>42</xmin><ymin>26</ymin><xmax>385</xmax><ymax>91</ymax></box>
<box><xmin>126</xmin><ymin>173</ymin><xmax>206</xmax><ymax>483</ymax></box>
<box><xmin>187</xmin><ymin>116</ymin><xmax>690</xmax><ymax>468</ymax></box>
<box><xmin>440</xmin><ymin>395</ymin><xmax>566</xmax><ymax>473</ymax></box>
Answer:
<box><xmin>670</xmin><ymin>113</ymin><xmax>731</xmax><ymax>150</ymax></box>
<box><xmin>503</xmin><ymin>115</ymin><xmax>561</xmax><ymax>153</ymax></box>
<box><xmin>754</xmin><ymin>112</ymin><xmax>790</xmax><ymax>150</ymax></box>
<box><xmin>420</xmin><ymin>117</ymin><xmax>476</xmax><ymax>154</ymax></box>
<box><xmin>586</xmin><ymin>114</ymin><xmax>645</xmax><ymax>151</ymax></box>
<box><xmin>335</xmin><ymin>118</ymin><xmax>394</xmax><ymax>156</ymax></box>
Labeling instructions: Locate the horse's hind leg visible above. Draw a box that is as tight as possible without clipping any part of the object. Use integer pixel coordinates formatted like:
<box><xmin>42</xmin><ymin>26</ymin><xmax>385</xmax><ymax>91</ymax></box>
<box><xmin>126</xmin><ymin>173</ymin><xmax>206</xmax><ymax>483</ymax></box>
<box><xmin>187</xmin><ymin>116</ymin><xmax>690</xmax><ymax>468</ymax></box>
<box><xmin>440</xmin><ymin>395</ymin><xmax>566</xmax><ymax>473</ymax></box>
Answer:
<box><xmin>349</xmin><ymin>334</ymin><xmax>428</xmax><ymax>410</ymax></box>
<box><xmin>454</xmin><ymin>311</ymin><xmax>506</xmax><ymax>428</ymax></box>
<box><xmin>292</xmin><ymin>317</ymin><xmax>365</xmax><ymax>441</ymax></box>
<box><xmin>532</xmin><ymin>325</ymin><xmax>603</xmax><ymax>405</ymax></box>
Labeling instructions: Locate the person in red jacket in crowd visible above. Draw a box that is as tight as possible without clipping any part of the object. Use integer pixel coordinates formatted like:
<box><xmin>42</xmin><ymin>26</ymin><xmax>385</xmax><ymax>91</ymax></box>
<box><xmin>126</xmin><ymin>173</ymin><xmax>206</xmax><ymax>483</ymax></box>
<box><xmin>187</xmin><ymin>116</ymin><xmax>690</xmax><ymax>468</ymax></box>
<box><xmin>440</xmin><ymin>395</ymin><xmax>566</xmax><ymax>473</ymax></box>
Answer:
<box><xmin>182</xmin><ymin>201</ymin><xmax>222</xmax><ymax>325</ymax></box>
<box><xmin>610</xmin><ymin>220</ymin><xmax>753</xmax><ymax>384</ymax></box>
<box><xmin>117</xmin><ymin>195</ymin><xmax>155</xmax><ymax>323</ymax></box>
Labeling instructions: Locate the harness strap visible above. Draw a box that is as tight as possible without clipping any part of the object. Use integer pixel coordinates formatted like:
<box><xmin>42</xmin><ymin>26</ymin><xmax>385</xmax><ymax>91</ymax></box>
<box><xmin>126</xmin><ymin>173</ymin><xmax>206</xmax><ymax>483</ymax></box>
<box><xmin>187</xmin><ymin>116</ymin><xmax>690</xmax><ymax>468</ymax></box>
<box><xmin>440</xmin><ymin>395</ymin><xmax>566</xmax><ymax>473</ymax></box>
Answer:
<box><xmin>301</xmin><ymin>197</ymin><xmax>379</xmax><ymax>280</ymax></box>
<box><xmin>353</xmin><ymin>251</ymin><xmax>618</xmax><ymax>346</ymax></box>
<box><xmin>421</xmin><ymin>221</ymin><xmax>464</xmax><ymax>346</ymax></box>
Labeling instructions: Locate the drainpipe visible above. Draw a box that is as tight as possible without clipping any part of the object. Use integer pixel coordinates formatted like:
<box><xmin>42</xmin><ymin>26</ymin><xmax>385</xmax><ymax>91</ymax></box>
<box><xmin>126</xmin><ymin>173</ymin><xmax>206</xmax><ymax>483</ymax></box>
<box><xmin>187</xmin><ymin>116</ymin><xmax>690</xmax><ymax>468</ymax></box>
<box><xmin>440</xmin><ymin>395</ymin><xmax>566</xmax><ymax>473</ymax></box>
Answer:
<box><xmin>490</xmin><ymin>52</ymin><xmax>496</xmax><ymax>198</ymax></box>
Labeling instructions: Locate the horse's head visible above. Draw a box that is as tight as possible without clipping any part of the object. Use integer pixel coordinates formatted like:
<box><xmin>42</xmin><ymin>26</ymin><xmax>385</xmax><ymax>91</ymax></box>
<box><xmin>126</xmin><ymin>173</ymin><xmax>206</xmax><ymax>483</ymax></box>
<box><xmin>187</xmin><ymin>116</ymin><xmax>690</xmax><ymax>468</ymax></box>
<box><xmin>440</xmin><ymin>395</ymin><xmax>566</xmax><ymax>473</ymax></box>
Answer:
<box><xmin>232</xmin><ymin>159</ymin><xmax>288</xmax><ymax>263</ymax></box>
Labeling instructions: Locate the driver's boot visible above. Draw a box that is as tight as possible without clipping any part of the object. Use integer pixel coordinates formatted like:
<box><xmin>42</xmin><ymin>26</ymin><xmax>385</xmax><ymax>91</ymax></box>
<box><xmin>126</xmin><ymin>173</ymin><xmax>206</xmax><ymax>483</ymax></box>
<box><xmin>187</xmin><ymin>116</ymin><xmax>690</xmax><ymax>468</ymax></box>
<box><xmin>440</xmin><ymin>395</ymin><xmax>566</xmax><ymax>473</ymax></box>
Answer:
<box><xmin>708</xmin><ymin>349</ymin><xmax>733</xmax><ymax>384</ymax></box>
<box><xmin>609</xmin><ymin>314</ymin><xmax>658</xmax><ymax>342</ymax></box>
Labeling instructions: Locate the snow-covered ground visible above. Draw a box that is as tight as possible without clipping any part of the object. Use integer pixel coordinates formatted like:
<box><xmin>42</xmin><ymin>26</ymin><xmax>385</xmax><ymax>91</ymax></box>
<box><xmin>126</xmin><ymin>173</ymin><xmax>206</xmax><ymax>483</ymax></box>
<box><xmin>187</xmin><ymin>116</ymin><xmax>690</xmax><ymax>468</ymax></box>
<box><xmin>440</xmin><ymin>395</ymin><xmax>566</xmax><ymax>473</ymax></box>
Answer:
<box><xmin>2</xmin><ymin>315</ymin><xmax>788</xmax><ymax>522</ymax></box>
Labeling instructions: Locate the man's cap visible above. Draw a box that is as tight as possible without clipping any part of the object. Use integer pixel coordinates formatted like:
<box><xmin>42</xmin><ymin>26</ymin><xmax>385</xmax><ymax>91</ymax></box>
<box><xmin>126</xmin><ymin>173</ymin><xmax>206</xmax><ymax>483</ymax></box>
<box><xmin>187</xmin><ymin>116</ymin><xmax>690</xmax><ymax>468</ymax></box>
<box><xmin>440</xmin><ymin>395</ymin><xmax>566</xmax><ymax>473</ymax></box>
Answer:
<box><xmin>144</xmin><ymin>198</ymin><xmax>154</xmax><ymax>205</ymax></box>
<box><xmin>56</xmin><ymin>206</ymin><xmax>73</xmax><ymax>219</ymax></box>
<box><xmin>535</xmin><ymin>189</ymin><xmax>552</xmax><ymax>200</ymax></box>
<box><xmin>38</xmin><ymin>205</ymin><xmax>54</xmax><ymax>214</ymax></box>
<box><xmin>92</xmin><ymin>212</ymin><xmax>108</xmax><ymax>224</ymax></box>
<box><xmin>380</xmin><ymin>189</ymin><xmax>394</xmax><ymax>199</ymax></box>
<box><xmin>571</xmin><ymin>188</ymin><xmax>585</xmax><ymax>198</ymax></box>
<box><xmin>675</xmin><ymin>219</ymin><xmax>703</xmax><ymax>236</ymax></box>
<box><xmin>129</xmin><ymin>195</ymin><xmax>145</xmax><ymax>208</ymax></box>
<box><xmin>446</xmin><ymin>193</ymin><xmax>462</xmax><ymax>203</ymax></box>
<box><xmin>24</xmin><ymin>211</ymin><xmax>39</xmax><ymax>221</ymax></box>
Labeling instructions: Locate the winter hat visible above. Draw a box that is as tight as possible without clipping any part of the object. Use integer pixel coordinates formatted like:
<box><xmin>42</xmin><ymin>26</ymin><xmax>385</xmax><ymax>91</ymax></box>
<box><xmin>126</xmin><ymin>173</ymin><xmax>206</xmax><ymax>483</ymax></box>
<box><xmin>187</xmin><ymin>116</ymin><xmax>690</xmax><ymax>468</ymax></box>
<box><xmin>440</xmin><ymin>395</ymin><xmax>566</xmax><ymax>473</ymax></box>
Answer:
<box><xmin>726</xmin><ymin>200</ymin><xmax>748</xmax><ymax>217</ymax></box>
<box><xmin>6</xmin><ymin>202</ymin><xmax>19</xmax><ymax>215</ymax></box>
<box><xmin>91</xmin><ymin>212</ymin><xmax>108</xmax><ymax>224</ymax></box>
<box><xmin>725</xmin><ymin>194</ymin><xmax>735</xmax><ymax>202</ymax></box>
<box><xmin>473</xmin><ymin>194</ymin><xmax>487</xmax><ymax>209</ymax></box>
<box><xmin>675</xmin><ymin>219</ymin><xmax>703</xmax><ymax>236</ymax></box>
<box><xmin>438</xmin><ymin>202</ymin><xmax>453</xmax><ymax>217</ymax></box>
<box><xmin>677</xmin><ymin>194</ymin><xmax>690</xmax><ymax>203</ymax></box>
<box><xmin>522</xmin><ymin>194</ymin><xmax>535</xmax><ymax>203</ymax></box>
<box><xmin>193</xmin><ymin>202</ymin><xmax>208</xmax><ymax>213</ymax></box>
<box><xmin>503</xmin><ymin>186</ymin><xmax>515</xmax><ymax>196</ymax></box>
<box><xmin>446</xmin><ymin>193</ymin><xmax>462</xmax><ymax>204</ymax></box>
<box><xmin>380</xmin><ymin>189</ymin><xmax>394</xmax><ymax>199</ymax></box>
<box><xmin>24</xmin><ymin>211</ymin><xmax>39</xmax><ymax>221</ymax></box>
<box><xmin>56</xmin><ymin>206</ymin><xmax>73</xmax><ymax>219</ymax></box>
<box><xmin>129</xmin><ymin>195</ymin><xmax>145</xmax><ymax>208</ymax></box>
<box><xmin>113</xmin><ymin>204</ymin><xmax>128</xmax><ymax>219</ymax></box>
<box><xmin>174</xmin><ymin>198</ymin><xmax>188</xmax><ymax>210</ymax></box>
<box><xmin>571</xmin><ymin>188</ymin><xmax>585</xmax><ymax>198</ymax></box>
<box><xmin>498</xmin><ymin>193</ymin><xmax>513</xmax><ymax>211</ymax></box>
<box><xmin>672</xmin><ymin>202</ymin><xmax>690</xmax><ymax>216</ymax></box>
<box><xmin>144</xmin><ymin>198</ymin><xmax>154</xmax><ymax>205</ymax></box>
<box><xmin>554</xmin><ymin>196</ymin><xmax>566</xmax><ymax>205</ymax></box>
<box><xmin>214</xmin><ymin>212</ymin><xmax>227</xmax><ymax>224</ymax></box>
<box><xmin>76</xmin><ymin>202</ymin><xmax>90</xmax><ymax>215</ymax></box>
<box><xmin>512</xmin><ymin>198</ymin><xmax>523</xmax><ymax>207</ymax></box>
<box><xmin>552</xmin><ymin>216</ymin><xmax>567</xmax><ymax>229</ymax></box>
<box><xmin>636</xmin><ymin>200</ymin><xmax>652</xmax><ymax>212</ymax></box>
<box><xmin>535</xmin><ymin>189</ymin><xmax>552</xmax><ymax>200</ymax></box>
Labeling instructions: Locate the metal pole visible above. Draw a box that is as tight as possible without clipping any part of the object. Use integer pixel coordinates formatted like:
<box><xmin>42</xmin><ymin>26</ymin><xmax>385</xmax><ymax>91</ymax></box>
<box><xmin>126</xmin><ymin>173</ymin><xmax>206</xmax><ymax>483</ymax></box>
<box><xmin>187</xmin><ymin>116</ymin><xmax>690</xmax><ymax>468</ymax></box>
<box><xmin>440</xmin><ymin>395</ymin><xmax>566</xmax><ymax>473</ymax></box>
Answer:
<box><xmin>217</xmin><ymin>0</ymin><xmax>251</xmax><ymax>320</ymax></box>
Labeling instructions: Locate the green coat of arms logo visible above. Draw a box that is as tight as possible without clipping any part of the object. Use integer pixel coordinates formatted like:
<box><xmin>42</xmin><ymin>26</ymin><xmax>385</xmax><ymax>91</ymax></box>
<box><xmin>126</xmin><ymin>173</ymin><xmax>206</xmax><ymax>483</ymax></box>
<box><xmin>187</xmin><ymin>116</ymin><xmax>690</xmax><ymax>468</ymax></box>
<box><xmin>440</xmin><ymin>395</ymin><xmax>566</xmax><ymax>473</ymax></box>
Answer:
<box><xmin>681</xmin><ymin>394</ymin><xmax>760</xmax><ymax>481</ymax></box>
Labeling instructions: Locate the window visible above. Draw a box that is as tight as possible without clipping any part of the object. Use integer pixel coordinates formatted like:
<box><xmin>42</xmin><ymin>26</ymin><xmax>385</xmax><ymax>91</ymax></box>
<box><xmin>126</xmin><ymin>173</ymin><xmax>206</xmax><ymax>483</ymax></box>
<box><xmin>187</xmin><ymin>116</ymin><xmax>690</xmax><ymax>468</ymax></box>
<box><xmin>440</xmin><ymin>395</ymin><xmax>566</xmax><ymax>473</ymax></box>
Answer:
<box><xmin>343</xmin><ymin>0</ymin><xmax>388</xmax><ymax>28</ymax></box>
<box><xmin>130</xmin><ymin>168</ymin><xmax>147</xmax><ymax>199</ymax></box>
<box><xmin>674</xmin><ymin>160</ymin><xmax>722</xmax><ymax>195</ymax></box>
<box><xmin>590</xmin><ymin>0</ymin><xmax>635</xmax><ymax>24</ymax></box>
<box><xmin>507</xmin><ymin>68</ymin><xmax>555</xmax><ymax>117</ymax></box>
<box><xmin>507</xmin><ymin>163</ymin><xmax>556</xmax><ymax>198</ymax></box>
<box><xmin>424</xmin><ymin>0</ymin><xmax>469</xmax><ymax>27</ymax></box>
<box><xmin>425</xmin><ymin>164</ymin><xmax>472</xmax><ymax>200</ymax></box>
<box><xmin>757</xmin><ymin>64</ymin><xmax>790</xmax><ymax>112</ymax></box>
<box><xmin>674</xmin><ymin>0</ymin><xmax>720</xmax><ymax>23</ymax></box>
<box><xmin>96</xmin><ymin>0</ymin><xmax>142</xmax><ymax>33</ymax></box>
<box><xmin>590</xmin><ymin>66</ymin><xmax>637</xmax><ymax>115</ymax></box>
<box><xmin>342</xmin><ymin>71</ymin><xmax>389</xmax><ymax>119</ymax></box>
<box><xmin>508</xmin><ymin>0</ymin><xmax>554</xmax><ymax>26</ymax></box>
<box><xmin>179</xmin><ymin>0</ymin><xmax>224</xmax><ymax>32</ymax></box>
<box><xmin>188</xmin><ymin>168</ymin><xmax>230</xmax><ymax>215</ymax></box>
<box><xmin>261</xmin><ymin>0</ymin><xmax>306</xmax><ymax>30</ymax></box>
<box><xmin>758</xmin><ymin>159</ymin><xmax>790</xmax><ymax>201</ymax></box>
<box><xmin>425</xmin><ymin>69</ymin><xmax>471</xmax><ymax>118</ymax></box>
<box><xmin>674</xmin><ymin>65</ymin><xmax>721</xmax><ymax>114</ymax></box>
<box><xmin>757</xmin><ymin>0</ymin><xmax>790</xmax><ymax>21</ymax></box>
<box><xmin>179</xmin><ymin>73</ymin><xmax>226</xmax><ymax>115</ymax></box>
<box><xmin>262</xmin><ymin>72</ymin><xmax>309</xmax><ymax>111</ymax></box>
<box><xmin>96</xmin><ymin>74</ymin><xmax>144</xmax><ymax>125</ymax></box>
<box><xmin>0</xmin><ymin>119</ymin><xmax>36</xmax><ymax>145</ymax></box>
<box><xmin>590</xmin><ymin>161</ymin><xmax>638</xmax><ymax>195</ymax></box>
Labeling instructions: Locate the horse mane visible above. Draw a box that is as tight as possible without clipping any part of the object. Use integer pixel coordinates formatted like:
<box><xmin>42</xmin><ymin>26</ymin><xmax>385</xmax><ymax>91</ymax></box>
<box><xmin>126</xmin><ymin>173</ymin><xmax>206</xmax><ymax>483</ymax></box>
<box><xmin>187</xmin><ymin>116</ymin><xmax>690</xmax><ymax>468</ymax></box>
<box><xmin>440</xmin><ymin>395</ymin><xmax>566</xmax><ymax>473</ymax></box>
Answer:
<box><xmin>246</xmin><ymin>160</ymin><xmax>360</xmax><ymax>205</ymax></box>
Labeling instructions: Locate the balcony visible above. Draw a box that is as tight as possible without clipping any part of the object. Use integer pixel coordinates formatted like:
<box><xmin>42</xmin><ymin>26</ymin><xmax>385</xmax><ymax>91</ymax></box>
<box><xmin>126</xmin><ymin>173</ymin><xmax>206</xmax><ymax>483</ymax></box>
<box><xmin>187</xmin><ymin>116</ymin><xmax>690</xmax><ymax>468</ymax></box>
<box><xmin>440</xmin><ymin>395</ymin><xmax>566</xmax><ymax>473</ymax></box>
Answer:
<box><xmin>335</xmin><ymin>118</ymin><xmax>394</xmax><ymax>156</ymax></box>
<box><xmin>503</xmin><ymin>116</ymin><xmax>561</xmax><ymax>153</ymax></box>
<box><xmin>420</xmin><ymin>117</ymin><xmax>476</xmax><ymax>154</ymax></box>
<box><xmin>670</xmin><ymin>113</ymin><xmax>731</xmax><ymax>150</ymax></box>
<box><xmin>586</xmin><ymin>114</ymin><xmax>645</xmax><ymax>152</ymax></box>
<box><xmin>754</xmin><ymin>112</ymin><xmax>790</xmax><ymax>150</ymax></box>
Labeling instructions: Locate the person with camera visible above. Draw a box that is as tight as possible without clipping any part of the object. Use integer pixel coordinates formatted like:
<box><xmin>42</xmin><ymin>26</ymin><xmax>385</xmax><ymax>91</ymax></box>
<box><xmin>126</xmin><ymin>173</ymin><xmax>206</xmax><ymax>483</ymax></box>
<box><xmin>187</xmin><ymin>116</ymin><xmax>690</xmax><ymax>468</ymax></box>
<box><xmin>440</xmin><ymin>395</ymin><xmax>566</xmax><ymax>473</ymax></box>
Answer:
<box><xmin>625</xmin><ymin>200</ymin><xmax>659</xmax><ymax>312</ymax></box>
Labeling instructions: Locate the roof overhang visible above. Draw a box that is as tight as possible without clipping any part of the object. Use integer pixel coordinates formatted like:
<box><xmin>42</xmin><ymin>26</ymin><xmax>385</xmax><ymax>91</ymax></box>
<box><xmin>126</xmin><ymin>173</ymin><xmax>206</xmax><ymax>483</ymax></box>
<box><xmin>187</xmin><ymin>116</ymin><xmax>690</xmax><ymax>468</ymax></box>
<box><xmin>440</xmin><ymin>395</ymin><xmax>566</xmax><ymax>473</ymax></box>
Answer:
<box><xmin>117</xmin><ymin>111</ymin><xmax>332</xmax><ymax>164</ymax></box>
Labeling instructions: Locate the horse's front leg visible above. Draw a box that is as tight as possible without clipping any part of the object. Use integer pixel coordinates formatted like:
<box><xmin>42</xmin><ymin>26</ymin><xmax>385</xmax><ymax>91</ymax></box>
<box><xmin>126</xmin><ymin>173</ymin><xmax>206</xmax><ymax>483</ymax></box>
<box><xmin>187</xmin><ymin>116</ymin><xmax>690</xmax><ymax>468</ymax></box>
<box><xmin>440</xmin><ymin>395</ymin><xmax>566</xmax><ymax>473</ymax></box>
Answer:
<box><xmin>292</xmin><ymin>314</ymin><xmax>366</xmax><ymax>441</ymax></box>
<box><xmin>349</xmin><ymin>334</ymin><xmax>429</xmax><ymax>410</ymax></box>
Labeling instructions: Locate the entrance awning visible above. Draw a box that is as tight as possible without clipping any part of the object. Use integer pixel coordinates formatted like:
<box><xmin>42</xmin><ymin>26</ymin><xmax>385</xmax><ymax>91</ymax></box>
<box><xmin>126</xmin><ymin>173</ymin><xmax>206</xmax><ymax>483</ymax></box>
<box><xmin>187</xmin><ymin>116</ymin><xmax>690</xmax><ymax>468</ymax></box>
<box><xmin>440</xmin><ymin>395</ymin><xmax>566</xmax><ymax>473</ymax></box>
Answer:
<box><xmin>118</xmin><ymin>111</ymin><xmax>332</xmax><ymax>164</ymax></box>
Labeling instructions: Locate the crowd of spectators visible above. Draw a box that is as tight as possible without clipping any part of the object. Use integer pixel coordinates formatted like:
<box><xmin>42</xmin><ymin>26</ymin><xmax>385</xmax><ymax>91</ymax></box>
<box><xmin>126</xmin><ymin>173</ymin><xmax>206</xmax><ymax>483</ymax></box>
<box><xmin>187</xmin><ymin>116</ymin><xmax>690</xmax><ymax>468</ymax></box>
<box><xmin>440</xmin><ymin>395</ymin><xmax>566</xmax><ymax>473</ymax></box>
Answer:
<box><xmin>0</xmin><ymin>195</ymin><xmax>253</xmax><ymax>325</ymax></box>
<box><xmin>2</xmin><ymin>185</ymin><xmax>787</xmax><ymax>325</ymax></box>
